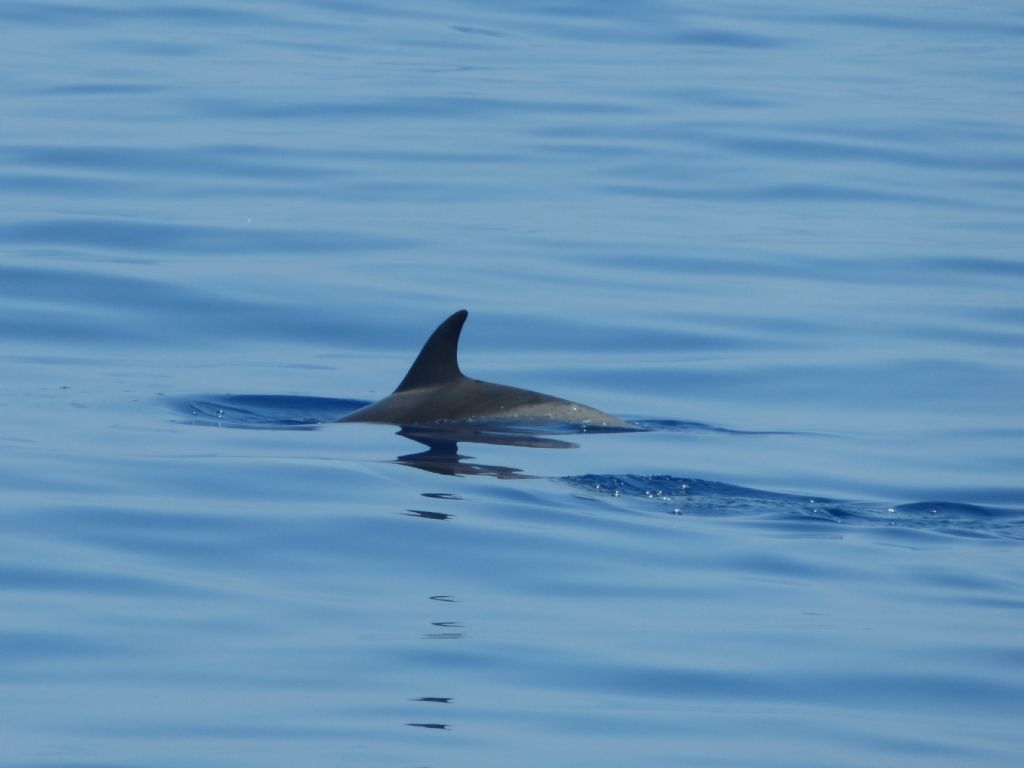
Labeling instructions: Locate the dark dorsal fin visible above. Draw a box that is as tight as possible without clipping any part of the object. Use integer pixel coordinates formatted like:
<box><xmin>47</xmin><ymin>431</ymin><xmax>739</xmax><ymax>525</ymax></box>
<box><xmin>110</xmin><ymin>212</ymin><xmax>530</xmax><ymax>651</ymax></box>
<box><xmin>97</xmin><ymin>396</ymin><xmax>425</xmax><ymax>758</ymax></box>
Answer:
<box><xmin>394</xmin><ymin>309</ymin><xmax>468</xmax><ymax>392</ymax></box>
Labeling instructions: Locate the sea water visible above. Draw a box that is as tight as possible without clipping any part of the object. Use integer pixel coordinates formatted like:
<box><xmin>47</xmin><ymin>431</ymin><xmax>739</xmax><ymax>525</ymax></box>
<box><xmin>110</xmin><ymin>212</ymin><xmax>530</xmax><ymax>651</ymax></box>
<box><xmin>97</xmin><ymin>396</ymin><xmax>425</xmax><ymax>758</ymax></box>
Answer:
<box><xmin>2</xmin><ymin>1</ymin><xmax>1023</xmax><ymax>766</ymax></box>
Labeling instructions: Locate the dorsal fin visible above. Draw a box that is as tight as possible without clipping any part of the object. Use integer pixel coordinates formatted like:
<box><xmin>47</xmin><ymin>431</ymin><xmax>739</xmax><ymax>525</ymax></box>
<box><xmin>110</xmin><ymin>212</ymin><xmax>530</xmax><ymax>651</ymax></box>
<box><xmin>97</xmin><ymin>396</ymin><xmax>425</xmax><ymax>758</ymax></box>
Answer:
<box><xmin>394</xmin><ymin>309</ymin><xmax>468</xmax><ymax>392</ymax></box>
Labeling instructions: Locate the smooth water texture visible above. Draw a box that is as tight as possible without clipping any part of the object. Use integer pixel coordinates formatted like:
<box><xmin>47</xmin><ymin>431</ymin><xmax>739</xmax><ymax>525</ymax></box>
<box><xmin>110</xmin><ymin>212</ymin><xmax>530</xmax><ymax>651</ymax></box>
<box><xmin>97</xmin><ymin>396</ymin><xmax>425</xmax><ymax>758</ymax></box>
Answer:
<box><xmin>2</xmin><ymin>1</ymin><xmax>1024</xmax><ymax>766</ymax></box>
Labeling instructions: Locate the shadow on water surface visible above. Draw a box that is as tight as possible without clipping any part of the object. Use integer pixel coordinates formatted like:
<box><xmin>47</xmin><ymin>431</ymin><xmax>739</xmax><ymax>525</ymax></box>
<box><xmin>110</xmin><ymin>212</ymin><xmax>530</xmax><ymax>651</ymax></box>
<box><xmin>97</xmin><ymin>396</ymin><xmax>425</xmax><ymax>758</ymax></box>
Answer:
<box><xmin>173</xmin><ymin>395</ymin><xmax>1024</xmax><ymax>539</ymax></box>
<box><xmin>394</xmin><ymin>426</ymin><xmax>571</xmax><ymax>479</ymax></box>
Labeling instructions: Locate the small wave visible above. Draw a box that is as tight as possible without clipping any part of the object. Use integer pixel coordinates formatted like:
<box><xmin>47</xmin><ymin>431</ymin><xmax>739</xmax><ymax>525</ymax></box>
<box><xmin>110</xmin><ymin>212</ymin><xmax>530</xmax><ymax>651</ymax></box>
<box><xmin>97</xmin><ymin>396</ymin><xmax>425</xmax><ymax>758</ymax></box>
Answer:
<box><xmin>175</xmin><ymin>395</ymin><xmax>645</xmax><ymax>436</ymax></box>
<box><xmin>885</xmin><ymin>501</ymin><xmax>1019</xmax><ymax>538</ymax></box>
<box><xmin>174</xmin><ymin>394</ymin><xmax>365</xmax><ymax>429</ymax></box>
<box><xmin>565</xmin><ymin>474</ymin><xmax>1024</xmax><ymax>539</ymax></box>
<box><xmin>632</xmin><ymin>419</ymin><xmax>810</xmax><ymax>436</ymax></box>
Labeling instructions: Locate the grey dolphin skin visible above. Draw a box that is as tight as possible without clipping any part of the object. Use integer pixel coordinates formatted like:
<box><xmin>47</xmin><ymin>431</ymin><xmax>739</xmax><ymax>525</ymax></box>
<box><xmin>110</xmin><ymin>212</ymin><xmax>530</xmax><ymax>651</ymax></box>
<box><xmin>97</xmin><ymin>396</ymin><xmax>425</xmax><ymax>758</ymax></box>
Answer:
<box><xmin>338</xmin><ymin>309</ymin><xmax>636</xmax><ymax>429</ymax></box>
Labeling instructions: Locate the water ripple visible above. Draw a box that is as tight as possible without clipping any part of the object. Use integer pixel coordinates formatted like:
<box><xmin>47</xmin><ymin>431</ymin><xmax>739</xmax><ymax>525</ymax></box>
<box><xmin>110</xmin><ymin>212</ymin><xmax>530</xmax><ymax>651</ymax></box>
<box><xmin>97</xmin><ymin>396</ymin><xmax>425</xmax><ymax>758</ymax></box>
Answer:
<box><xmin>0</xmin><ymin>217</ymin><xmax>403</xmax><ymax>255</ymax></box>
<box><xmin>565</xmin><ymin>474</ymin><xmax>1024</xmax><ymax>539</ymax></box>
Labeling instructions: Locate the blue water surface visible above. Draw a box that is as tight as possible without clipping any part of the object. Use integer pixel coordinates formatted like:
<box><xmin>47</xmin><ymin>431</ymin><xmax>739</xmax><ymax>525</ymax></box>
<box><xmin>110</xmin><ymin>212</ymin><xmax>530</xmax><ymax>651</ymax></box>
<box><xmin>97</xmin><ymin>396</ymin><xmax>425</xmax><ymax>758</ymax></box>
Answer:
<box><xmin>2</xmin><ymin>1</ymin><xmax>1024</xmax><ymax>766</ymax></box>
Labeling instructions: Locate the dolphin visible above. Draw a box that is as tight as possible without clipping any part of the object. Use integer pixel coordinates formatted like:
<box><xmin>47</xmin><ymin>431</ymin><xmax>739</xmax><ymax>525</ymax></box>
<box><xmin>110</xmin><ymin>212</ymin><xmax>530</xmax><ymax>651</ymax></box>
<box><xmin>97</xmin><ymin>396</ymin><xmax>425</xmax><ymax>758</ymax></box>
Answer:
<box><xmin>338</xmin><ymin>309</ymin><xmax>637</xmax><ymax>429</ymax></box>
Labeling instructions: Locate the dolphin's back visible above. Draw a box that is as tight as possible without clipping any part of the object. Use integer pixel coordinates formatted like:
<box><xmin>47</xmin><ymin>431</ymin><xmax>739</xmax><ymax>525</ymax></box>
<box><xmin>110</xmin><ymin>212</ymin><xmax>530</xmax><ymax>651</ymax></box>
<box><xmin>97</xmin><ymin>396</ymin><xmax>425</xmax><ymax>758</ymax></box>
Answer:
<box><xmin>338</xmin><ymin>310</ymin><xmax>635</xmax><ymax>429</ymax></box>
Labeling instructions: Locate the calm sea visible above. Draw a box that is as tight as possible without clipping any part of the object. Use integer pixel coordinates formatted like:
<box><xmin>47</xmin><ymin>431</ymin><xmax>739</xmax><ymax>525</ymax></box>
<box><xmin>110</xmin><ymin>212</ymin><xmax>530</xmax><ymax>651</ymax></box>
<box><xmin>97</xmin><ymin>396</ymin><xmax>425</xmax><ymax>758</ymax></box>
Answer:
<box><xmin>2</xmin><ymin>1</ymin><xmax>1023</xmax><ymax>766</ymax></box>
